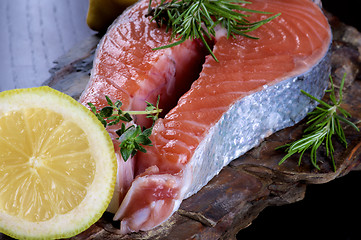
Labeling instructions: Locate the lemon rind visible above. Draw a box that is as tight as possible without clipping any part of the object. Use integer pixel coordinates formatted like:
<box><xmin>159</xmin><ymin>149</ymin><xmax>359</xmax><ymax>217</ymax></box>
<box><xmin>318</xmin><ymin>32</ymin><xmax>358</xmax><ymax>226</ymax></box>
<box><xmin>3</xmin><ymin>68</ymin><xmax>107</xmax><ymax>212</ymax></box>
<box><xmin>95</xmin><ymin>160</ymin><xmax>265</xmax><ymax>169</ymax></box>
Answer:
<box><xmin>0</xmin><ymin>87</ymin><xmax>117</xmax><ymax>239</ymax></box>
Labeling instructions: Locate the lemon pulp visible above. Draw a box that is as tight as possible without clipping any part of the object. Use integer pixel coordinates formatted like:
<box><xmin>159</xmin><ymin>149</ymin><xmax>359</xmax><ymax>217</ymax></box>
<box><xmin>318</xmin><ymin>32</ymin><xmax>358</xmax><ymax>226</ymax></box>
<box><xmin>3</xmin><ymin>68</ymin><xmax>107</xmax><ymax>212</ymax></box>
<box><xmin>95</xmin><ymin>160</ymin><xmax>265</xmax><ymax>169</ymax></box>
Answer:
<box><xmin>0</xmin><ymin>87</ymin><xmax>116</xmax><ymax>239</ymax></box>
<box><xmin>0</xmin><ymin>108</ymin><xmax>96</xmax><ymax>222</ymax></box>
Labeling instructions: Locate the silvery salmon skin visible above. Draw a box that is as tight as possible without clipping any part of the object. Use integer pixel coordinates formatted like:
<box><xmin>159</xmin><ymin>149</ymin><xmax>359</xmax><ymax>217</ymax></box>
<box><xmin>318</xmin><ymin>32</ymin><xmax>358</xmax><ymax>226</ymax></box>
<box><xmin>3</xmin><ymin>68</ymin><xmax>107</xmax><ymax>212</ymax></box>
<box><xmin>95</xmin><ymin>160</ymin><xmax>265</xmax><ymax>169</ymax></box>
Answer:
<box><xmin>79</xmin><ymin>0</ymin><xmax>332</xmax><ymax>233</ymax></box>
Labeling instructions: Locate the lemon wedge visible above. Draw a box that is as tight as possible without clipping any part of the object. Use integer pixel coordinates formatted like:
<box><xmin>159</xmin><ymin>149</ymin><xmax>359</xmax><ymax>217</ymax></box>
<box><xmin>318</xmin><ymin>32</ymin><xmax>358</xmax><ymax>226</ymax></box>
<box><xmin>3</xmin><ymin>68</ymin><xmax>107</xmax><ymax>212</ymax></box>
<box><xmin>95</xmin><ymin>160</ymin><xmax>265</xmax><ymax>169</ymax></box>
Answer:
<box><xmin>0</xmin><ymin>87</ymin><xmax>117</xmax><ymax>239</ymax></box>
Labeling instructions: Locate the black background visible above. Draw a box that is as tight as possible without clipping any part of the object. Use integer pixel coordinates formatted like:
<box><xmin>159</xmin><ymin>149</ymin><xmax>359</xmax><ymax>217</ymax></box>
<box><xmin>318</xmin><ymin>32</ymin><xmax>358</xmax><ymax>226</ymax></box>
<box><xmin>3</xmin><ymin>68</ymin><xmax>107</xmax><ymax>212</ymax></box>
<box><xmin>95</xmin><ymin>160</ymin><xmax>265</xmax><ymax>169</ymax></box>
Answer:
<box><xmin>323</xmin><ymin>0</ymin><xmax>361</xmax><ymax>31</ymax></box>
<box><xmin>237</xmin><ymin>1</ymin><xmax>361</xmax><ymax>240</ymax></box>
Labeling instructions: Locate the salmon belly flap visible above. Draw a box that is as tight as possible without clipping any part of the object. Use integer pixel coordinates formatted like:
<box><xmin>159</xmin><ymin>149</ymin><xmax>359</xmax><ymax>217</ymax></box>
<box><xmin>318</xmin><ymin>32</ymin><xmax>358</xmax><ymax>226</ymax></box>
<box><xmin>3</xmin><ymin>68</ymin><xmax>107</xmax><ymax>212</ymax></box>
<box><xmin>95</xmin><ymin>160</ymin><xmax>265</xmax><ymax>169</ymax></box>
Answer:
<box><xmin>80</xmin><ymin>0</ymin><xmax>332</xmax><ymax>233</ymax></box>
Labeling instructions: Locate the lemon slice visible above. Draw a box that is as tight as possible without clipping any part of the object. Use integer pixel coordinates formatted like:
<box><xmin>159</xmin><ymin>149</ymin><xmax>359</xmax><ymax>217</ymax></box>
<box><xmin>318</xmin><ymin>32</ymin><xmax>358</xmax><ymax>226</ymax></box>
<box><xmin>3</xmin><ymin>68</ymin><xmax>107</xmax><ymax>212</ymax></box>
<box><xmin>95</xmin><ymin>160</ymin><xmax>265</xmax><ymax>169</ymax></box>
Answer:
<box><xmin>0</xmin><ymin>87</ymin><xmax>117</xmax><ymax>239</ymax></box>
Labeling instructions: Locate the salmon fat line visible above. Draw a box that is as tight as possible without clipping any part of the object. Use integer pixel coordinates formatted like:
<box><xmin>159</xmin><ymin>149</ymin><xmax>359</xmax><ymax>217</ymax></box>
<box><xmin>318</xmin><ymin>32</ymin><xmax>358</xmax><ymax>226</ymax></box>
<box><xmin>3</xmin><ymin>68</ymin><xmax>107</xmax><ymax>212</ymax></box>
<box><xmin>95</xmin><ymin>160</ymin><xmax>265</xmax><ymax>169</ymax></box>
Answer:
<box><xmin>87</xmin><ymin>75</ymin><xmax>359</xmax><ymax>170</ymax></box>
<box><xmin>146</xmin><ymin>0</ymin><xmax>281</xmax><ymax>62</ymax></box>
<box><xmin>88</xmin><ymin>1</ymin><xmax>359</xmax><ymax>170</ymax></box>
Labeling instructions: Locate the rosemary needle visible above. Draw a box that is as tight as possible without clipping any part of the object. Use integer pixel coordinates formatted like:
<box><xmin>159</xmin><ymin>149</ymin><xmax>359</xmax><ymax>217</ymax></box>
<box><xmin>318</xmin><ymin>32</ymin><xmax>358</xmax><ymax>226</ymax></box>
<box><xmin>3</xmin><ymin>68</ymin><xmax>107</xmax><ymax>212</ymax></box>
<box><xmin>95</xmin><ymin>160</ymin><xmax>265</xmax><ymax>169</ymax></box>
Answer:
<box><xmin>147</xmin><ymin>0</ymin><xmax>280</xmax><ymax>62</ymax></box>
<box><xmin>278</xmin><ymin>74</ymin><xmax>359</xmax><ymax>171</ymax></box>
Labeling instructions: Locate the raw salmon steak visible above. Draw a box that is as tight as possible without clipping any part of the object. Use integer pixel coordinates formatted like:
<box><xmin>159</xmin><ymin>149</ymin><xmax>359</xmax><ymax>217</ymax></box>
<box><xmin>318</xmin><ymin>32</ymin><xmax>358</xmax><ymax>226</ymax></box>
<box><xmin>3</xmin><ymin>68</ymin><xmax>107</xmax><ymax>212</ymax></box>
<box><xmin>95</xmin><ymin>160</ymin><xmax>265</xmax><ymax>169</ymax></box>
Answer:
<box><xmin>79</xmin><ymin>0</ymin><xmax>332</xmax><ymax>233</ymax></box>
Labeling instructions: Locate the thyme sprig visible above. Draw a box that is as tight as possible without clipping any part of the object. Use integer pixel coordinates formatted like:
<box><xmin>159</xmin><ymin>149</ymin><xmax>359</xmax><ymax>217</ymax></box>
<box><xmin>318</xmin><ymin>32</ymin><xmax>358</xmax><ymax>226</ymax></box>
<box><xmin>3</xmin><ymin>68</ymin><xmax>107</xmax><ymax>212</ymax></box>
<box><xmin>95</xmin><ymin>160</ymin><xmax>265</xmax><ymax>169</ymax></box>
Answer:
<box><xmin>278</xmin><ymin>74</ymin><xmax>359</xmax><ymax>171</ymax></box>
<box><xmin>146</xmin><ymin>0</ymin><xmax>280</xmax><ymax>62</ymax></box>
<box><xmin>88</xmin><ymin>96</ymin><xmax>162</xmax><ymax>161</ymax></box>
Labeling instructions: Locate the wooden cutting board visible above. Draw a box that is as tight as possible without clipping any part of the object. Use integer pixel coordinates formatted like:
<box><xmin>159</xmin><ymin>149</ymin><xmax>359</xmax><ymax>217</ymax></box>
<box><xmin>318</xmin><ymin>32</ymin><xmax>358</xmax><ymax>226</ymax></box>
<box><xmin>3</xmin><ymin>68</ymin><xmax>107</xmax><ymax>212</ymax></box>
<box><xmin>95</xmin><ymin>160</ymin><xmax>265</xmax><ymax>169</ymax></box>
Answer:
<box><xmin>1</xmin><ymin>13</ymin><xmax>361</xmax><ymax>240</ymax></box>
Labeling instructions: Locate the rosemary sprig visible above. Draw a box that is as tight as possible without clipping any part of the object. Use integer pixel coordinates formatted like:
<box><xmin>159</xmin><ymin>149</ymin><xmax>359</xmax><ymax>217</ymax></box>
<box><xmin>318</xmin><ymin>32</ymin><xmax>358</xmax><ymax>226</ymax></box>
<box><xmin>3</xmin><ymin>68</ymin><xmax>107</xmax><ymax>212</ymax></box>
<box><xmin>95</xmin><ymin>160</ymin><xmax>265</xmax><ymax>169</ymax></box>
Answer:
<box><xmin>278</xmin><ymin>74</ymin><xmax>359</xmax><ymax>171</ymax></box>
<box><xmin>88</xmin><ymin>96</ymin><xmax>162</xmax><ymax>161</ymax></box>
<box><xmin>146</xmin><ymin>0</ymin><xmax>280</xmax><ymax>62</ymax></box>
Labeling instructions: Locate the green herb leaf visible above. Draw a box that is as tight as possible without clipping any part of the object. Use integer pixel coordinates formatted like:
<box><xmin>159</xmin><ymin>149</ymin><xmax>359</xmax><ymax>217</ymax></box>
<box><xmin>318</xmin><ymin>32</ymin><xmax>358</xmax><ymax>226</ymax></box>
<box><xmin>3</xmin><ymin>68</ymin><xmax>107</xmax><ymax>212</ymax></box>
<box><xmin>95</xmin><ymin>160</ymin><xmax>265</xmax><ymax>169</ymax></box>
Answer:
<box><xmin>88</xmin><ymin>96</ymin><xmax>162</xmax><ymax>162</ymax></box>
<box><xmin>87</xmin><ymin>102</ymin><xmax>97</xmax><ymax>113</ymax></box>
<box><xmin>100</xmin><ymin>106</ymin><xmax>114</xmax><ymax>118</ymax></box>
<box><xmin>277</xmin><ymin>74</ymin><xmax>360</xmax><ymax>171</ymax></box>
<box><xmin>105</xmin><ymin>95</ymin><xmax>114</xmax><ymax>106</ymax></box>
<box><xmin>147</xmin><ymin>0</ymin><xmax>280</xmax><ymax>62</ymax></box>
<box><xmin>117</xmin><ymin>125</ymin><xmax>154</xmax><ymax>161</ymax></box>
<box><xmin>120</xmin><ymin>144</ymin><xmax>134</xmax><ymax>162</ymax></box>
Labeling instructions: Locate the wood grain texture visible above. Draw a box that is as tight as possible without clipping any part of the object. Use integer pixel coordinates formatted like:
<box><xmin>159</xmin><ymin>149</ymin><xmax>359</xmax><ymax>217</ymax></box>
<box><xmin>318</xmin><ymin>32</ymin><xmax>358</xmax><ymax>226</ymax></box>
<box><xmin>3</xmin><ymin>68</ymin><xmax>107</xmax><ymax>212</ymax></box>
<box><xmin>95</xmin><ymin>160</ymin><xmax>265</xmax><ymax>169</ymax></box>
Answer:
<box><xmin>1</xmin><ymin>5</ymin><xmax>361</xmax><ymax>240</ymax></box>
<box><xmin>3</xmin><ymin>13</ymin><xmax>359</xmax><ymax>240</ymax></box>
<box><xmin>0</xmin><ymin>0</ymin><xmax>95</xmax><ymax>91</ymax></box>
